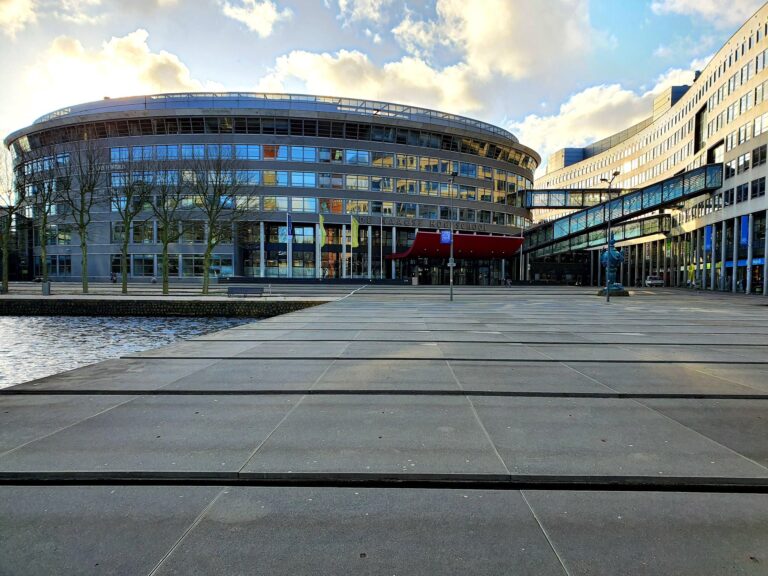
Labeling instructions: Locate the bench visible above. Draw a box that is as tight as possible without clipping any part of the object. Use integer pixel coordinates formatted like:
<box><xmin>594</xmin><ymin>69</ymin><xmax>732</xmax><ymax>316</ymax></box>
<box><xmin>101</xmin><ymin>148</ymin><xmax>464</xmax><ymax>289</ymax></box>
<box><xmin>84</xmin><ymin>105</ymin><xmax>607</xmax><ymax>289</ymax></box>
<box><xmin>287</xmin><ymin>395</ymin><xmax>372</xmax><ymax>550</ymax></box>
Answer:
<box><xmin>226</xmin><ymin>286</ymin><xmax>267</xmax><ymax>298</ymax></box>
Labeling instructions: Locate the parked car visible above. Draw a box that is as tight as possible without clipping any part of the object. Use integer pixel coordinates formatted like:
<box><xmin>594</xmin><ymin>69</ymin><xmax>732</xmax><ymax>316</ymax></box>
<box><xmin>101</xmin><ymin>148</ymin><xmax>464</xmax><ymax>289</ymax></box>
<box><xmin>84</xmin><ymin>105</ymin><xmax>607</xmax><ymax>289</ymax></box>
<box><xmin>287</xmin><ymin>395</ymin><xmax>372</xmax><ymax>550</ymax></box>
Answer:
<box><xmin>645</xmin><ymin>275</ymin><xmax>664</xmax><ymax>287</ymax></box>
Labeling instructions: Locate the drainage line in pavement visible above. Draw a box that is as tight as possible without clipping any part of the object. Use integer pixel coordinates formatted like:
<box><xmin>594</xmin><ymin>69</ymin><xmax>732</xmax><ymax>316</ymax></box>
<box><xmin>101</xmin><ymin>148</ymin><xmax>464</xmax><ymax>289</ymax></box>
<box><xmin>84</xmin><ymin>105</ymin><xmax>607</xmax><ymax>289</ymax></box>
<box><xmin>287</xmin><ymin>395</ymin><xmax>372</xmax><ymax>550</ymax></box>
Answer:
<box><xmin>1</xmin><ymin>473</ymin><xmax>767</xmax><ymax>493</ymax></box>
<box><xmin>120</xmin><ymin>356</ymin><xmax>768</xmax><ymax>364</ymax></box>
<box><xmin>191</xmin><ymin>339</ymin><xmax>768</xmax><ymax>346</ymax></box>
<box><xmin>2</xmin><ymin>389</ymin><xmax>767</xmax><ymax>400</ymax></box>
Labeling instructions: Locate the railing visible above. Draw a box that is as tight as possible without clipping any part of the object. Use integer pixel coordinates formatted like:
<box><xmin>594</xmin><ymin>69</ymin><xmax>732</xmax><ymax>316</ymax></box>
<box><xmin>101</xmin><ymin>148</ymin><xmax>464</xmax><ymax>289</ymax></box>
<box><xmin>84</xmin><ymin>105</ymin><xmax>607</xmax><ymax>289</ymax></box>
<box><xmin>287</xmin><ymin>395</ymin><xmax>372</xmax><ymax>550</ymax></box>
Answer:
<box><xmin>523</xmin><ymin>164</ymin><xmax>722</xmax><ymax>253</ymax></box>
<box><xmin>33</xmin><ymin>93</ymin><xmax>517</xmax><ymax>141</ymax></box>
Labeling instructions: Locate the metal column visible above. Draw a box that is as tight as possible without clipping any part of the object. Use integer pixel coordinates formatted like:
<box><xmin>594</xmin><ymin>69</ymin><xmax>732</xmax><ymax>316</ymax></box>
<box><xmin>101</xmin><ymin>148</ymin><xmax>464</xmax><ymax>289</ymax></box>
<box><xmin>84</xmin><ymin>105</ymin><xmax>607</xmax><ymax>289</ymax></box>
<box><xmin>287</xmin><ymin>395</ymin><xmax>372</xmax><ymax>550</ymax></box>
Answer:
<box><xmin>367</xmin><ymin>225</ymin><xmax>372</xmax><ymax>280</ymax></box>
<box><xmin>342</xmin><ymin>224</ymin><xmax>347</xmax><ymax>278</ymax></box>
<box><xmin>764</xmin><ymin>209</ymin><xmax>768</xmax><ymax>296</ymax></box>
<box><xmin>720</xmin><ymin>220</ymin><xmax>727</xmax><ymax>290</ymax></box>
<box><xmin>315</xmin><ymin>223</ymin><xmax>322</xmax><ymax>279</ymax></box>
<box><xmin>259</xmin><ymin>221</ymin><xmax>265</xmax><ymax>278</ymax></box>
<box><xmin>286</xmin><ymin>231</ymin><xmax>293</xmax><ymax>279</ymax></box>
<box><xmin>732</xmin><ymin>217</ymin><xmax>739</xmax><ymax>292</ymax></box>
<box><xmin>710</xmin><ymin>226</ymin><xmax>716</xmax><ymax>290</ymax></box>
<box><xmin>746</xmin><ymin>213</ymin><xmax>754</xmax><ymax>294</ymax></box>
<box><xmin>391</xmin><ymin>226</ymin><xmax>396</xmax><ymax>279</ymax></box>
<box><xmin>597</xmin><ymin>252</ymin><xmax>602</xmax><ymax>287</ymax></box>
<box><xmin>641</xmin><ymin>242</ymin><xmax>646</xmax><ymax>285</ymax></box>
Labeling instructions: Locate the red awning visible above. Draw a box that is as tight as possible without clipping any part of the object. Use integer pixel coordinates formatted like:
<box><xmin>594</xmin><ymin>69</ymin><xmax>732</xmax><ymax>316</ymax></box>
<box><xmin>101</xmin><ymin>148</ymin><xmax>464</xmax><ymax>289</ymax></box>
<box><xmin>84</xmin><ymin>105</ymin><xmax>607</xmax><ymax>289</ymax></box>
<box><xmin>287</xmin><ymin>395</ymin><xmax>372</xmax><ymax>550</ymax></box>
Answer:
<box><xmin>387</xmin><ymin>232</ymin><xmax>524</xmax><ymax>260</ymax></box>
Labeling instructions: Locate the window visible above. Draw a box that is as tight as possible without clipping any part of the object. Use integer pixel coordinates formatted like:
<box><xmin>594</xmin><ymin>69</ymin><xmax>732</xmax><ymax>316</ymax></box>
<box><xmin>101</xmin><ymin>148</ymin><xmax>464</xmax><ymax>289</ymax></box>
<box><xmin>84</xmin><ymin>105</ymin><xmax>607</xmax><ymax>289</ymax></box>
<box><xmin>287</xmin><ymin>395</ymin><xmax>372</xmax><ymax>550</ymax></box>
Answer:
<box><xmin>132</xmin><ymin>146</ymin><xmax>153</xmax><ymax>161</ymax></box>
<box><xmin>290</xmin><ymin>197</ymin><xmax>317</xmax><ymax>213</ymax></box>
<box><xmin>110</xmin><ymin>147</ymin><xmax>128</xmax><ymax>163</ymax></box>
<box><xmin>753</xmin><ymin>144</ymin><xmax>767</xmax><ymax>167</ymax></box>
<box><xmin>737</xmin><ymin>153</ymin><xmax>750</xmax><ymax>174</ymax></box>
<box><xmin>236</xmin><ymin>170</ymin><xmax>261</xmax><ymax>185</ymax></box>
<box><xmin>111</xmin><ymin>222</ymin><xmax>125</xmax><ymax>243</ymax></box>
<box><xmin>344</xmin><ymin>149</ymin><xmax>370</xmax><ymax>165</ymax></box>
<box><xmin>345</xmin><ymin>175</ymin><xmax>369</xmax><ymax>190</ymax></box>
<box><xmin>181</xmin><ymin>144</ymin><xmax>205</xmax><ymax>159</ymax></box>
<box><xmin>371</xmin><ymin>152</ymin><xmax>394</xmax><ymax>168</ymax></box>
<box><xmin>156</xmin><ymin>145</ymin><xmax>178</xmax><ymax>160</ymax></box>
<box><xmin>371</xmin><ymin>176</ymin><xmax>393</xmax><ymax>192</ymax></box>
<box><xmin>751</xmin><ymin>177</ymin><xmax>766</xmax><ymax>198</ymax></box>
<box><xmin>235</xmin><ymin>145</ymin><xmax>261</xmax><ymax>160</ymax></box>
<box><xmin>736</xmin><ymin>183</ymin><xmax>749</xmax><ymax>203</ymax></box>
<box><xmin>262</xmin><ymin>196</ymin><xmax>288</xmax><ymax>211</ymax></box>
<box><xmin>207</xmin><ymin>144</ymin><xmax>232</xmax><ymax>159</ymax></box>
<box><xmin>319</xmin><ymin>198</ymin><xmax>343</xmax><ymax>214</ymax></box>
<box><xmin>346</xmin><ymin>200</ymin><xmax>368</xmax><ymax>214</ymax></box>
<box><xmin>132</xmin><ymin>221</ymin><xmax>154</xmax><ymax>244</ymax></box>
<box><xmin>110</xmin><ymin>172</ymin><xmax>127</xmax><ymax>189</ymax></box>
<box><xmin>132</xmin><ymin>254</ymin><xmax>155</xmax><ymax>277</ymax></box>
<box><xmin>419</xmin><ymin>204</ymin><xmax>438</xmax><ymax>219</ymax></box>
<box><xmin>181</xmin><ymin>255</ymin><xmax>205</xmax><ymax>277</ymax></box>
<box><xmin>319</xmin><ymin>148</ymin><xmax>344</xmax><ymax>163</ymax></box>
<box><xmin>234</xmin><ymin>195</ymin><xmax>260</xmax><ymax>211</ymax></box>
<box><xmin>290</xmin><ymin>146</ymin><xmax>317</xmax><ymax>162</ymax></box>
<box><xmin>263</xmin><ymin>145</ymin><xmax>289</xmax><ymax>160</ymax></box>
<box><xmin>293</xmin><ymin>226</ymin><xmax>315</xmax><ymax>244</ymax></box>
<box><xmin>263</xmin><ymin>170</ymin><xmax>289</xmax><ymax>186</ymax></box>
<box><xmin>180</xmin><ymin>221</ymin><xmax>205</xmax><ymax>243</ymax></box>
<box><xmin>290</xmin><ymin>171</ymin><xmax>317</xmax><ymax>188</ymax></box>
<box><xmin>396</xmin><ymin>202</ymin><xmax>417</xmax><ymax>218</ymax></box>
<box><xmin>45</xmin><ymin>224</ymin><xmax>71</xmax><ymax>245</ymax></box>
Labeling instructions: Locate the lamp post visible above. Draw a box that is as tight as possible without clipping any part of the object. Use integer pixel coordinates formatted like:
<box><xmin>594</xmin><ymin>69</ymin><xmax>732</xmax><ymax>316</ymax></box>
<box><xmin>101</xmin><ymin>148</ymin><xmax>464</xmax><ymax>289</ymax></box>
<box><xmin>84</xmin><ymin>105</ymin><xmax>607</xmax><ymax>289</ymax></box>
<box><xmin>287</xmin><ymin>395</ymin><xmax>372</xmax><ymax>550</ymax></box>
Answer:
<box><xmin>600</xmin><ymin>170</ymin><xmax>621</xmax><ymax>303</ymax></box>
<box><xmin>449</xmin><ymin>171</ymin><xmax>458</xmax><ymax>301</ymax></box>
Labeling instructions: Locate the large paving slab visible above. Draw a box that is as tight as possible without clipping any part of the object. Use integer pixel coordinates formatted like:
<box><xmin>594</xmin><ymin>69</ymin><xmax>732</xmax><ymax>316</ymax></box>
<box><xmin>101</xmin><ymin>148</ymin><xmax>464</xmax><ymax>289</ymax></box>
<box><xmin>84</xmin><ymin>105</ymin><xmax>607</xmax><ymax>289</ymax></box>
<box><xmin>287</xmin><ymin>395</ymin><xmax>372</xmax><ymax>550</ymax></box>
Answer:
<box><xmin>152</xmin><ymin>487</ymin><xmax>567</xmax><ymax>576</ymax></box>
<box><xmin>0</xmin><ymin>485</ymin><xmax>221</xmax><ymax>576</ymax></box>
<box><xmin>242</xmin><ymin>395</ymin><xmax>508</xmax><ymax>477</ymax></box>
<box><xmin>315</xmin><ymin>359</ymin><xmax>460</xmax><ymax>390</ymax></box>
<box><xmin>523</xmin><ymin>490</ymin><xmax>768</xmax><ymax>576</ymax></box>
<box><xmin>0</xmin><ymin>395</ymin><xmax>299</xmax><ymax>473</ymax></box>
<box><xmin>470</xmin><ymin>396</ymin><xmax>768</xmax><ymax>477</ymax></box>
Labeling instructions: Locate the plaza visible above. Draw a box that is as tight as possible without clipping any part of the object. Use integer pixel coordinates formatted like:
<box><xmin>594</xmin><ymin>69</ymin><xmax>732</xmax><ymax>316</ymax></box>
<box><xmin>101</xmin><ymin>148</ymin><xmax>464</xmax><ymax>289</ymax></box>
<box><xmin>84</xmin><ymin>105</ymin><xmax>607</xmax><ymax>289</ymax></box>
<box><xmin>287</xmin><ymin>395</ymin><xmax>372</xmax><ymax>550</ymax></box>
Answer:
<box><xmin>0</xmin><ymin>285</ymin><xmax>766</xmax><ymax>574</ymax></box>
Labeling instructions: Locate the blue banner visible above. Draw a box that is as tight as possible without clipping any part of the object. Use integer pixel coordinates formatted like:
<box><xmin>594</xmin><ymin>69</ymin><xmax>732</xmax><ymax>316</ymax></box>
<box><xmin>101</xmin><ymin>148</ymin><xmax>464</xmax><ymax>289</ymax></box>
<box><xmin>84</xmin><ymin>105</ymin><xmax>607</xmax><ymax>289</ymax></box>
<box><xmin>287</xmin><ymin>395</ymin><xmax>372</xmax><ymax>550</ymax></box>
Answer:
<box><xmin>704</xmin><ymin>225</ymin><xmax>712</xmax><ymax>252</ymax></box>
<box><xmin>287</xmin><ymin>213</ymin><xmax>293</xmax><ymax>237</ymax></box>
<box><xmin>440</xmin><ymin>230</ymin><xmax>451</xmax><ymax>245</ymax></box>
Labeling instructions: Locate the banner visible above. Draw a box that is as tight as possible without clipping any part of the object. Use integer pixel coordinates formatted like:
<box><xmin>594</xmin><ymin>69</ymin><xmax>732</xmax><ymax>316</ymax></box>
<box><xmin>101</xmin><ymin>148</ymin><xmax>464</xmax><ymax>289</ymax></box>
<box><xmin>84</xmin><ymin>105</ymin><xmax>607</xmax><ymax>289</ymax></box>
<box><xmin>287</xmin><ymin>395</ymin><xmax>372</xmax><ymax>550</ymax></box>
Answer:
<box><xmin>319</xmin><ymin>214</ymin><xmax>327</xmax><ymax>248</ymax></box>
<box><xmin>350</xmin><ymin>216</ymin><xmax>359</xmax><ymax>249</ymax></box>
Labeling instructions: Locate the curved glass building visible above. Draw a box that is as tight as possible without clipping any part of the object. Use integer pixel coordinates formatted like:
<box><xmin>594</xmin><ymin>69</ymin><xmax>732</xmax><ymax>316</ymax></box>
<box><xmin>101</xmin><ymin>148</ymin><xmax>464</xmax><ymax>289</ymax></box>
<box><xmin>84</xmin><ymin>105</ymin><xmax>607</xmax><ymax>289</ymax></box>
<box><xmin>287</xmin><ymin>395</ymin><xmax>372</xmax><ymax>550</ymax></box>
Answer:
<box><xmin>4</xmin><ymin>93</ymin><xmax>539</xmax><ymax>284</ymax></box>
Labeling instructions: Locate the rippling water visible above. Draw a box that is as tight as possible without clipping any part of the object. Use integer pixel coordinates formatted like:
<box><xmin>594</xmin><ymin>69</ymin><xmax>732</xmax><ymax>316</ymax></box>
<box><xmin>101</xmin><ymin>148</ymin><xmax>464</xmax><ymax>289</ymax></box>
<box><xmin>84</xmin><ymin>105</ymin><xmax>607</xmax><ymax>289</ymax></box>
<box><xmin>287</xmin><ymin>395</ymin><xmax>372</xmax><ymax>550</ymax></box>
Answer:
<box><xmin>0</xmin><ymin>316</ymin><xmax>252</xmax><ymax>388</ymax></box>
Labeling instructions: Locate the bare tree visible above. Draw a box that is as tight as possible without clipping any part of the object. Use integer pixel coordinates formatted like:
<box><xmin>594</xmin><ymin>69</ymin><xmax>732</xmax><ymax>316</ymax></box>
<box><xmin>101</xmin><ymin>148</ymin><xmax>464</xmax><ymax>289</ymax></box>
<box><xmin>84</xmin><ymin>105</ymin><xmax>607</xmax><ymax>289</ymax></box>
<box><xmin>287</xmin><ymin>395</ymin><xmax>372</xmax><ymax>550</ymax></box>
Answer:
<box><xmin>189</xmin><ymin>155</ymin><xmax>246</xmax><ymax>294</ymax></box>
<box><xmin>151</xmin><ymin>167</ymin><xmax>187</xmax><ymax>295</ymax></box>
<box><xmin>109</xmin><ymin>156</ymin><xmax>155</xmax><ymax>294</ymax></box>
<box><xmin>0</xmin><ymin>150</ymin><xmax>25</xmax><ymax>293</ymax></box>
<box><xmin>59</xmin><ymin>140</ymin><xmax>105</xmax><ymax>293</ymax></box>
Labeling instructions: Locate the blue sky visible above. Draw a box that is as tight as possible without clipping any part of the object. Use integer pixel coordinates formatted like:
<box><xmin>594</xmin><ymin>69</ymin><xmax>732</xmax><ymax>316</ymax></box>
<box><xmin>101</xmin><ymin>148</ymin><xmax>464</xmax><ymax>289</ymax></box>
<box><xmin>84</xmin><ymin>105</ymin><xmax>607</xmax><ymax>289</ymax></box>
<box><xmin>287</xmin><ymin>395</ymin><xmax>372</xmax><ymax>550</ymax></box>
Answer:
<box><xmin>0</xmin><ymin>0</ymin><xmax>764</xmax><ymax>170</ymax></box>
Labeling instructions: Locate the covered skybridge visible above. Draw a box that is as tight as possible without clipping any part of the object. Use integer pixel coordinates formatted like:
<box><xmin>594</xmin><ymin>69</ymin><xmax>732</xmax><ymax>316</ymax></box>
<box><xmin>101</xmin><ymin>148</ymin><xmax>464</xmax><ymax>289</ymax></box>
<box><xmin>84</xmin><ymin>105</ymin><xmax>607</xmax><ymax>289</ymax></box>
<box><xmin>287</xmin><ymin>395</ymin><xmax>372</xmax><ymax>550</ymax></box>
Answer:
<box><xmin>524</xmin><ymin>188</ymin><xmax>637</xmax><ymax>209</ymax></box>
<box><xmin>523</xmin><ymin>164</ymin><xmax>723</xmax><ymax>256</ymax></box>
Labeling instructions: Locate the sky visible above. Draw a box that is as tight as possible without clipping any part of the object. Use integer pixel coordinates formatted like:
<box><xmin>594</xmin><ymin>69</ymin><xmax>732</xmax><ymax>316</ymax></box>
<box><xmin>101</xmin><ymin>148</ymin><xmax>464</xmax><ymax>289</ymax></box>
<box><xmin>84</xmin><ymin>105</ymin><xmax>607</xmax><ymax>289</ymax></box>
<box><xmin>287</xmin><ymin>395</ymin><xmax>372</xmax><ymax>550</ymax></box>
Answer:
<box><xmin>0</xmin><ymin>0</ymin><xmax>765</xmax><ymax>173</ymax></box>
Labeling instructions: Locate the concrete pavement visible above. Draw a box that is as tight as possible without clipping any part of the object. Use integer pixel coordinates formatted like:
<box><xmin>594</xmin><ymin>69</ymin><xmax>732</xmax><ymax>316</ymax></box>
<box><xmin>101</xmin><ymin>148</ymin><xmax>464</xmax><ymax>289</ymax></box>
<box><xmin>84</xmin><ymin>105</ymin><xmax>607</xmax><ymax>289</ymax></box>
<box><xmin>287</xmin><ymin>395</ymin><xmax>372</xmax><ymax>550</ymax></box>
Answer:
<box><xmin>1</xmin><ymin>286</ymin><xmax>767</xmax><ymax>574</ymax></box>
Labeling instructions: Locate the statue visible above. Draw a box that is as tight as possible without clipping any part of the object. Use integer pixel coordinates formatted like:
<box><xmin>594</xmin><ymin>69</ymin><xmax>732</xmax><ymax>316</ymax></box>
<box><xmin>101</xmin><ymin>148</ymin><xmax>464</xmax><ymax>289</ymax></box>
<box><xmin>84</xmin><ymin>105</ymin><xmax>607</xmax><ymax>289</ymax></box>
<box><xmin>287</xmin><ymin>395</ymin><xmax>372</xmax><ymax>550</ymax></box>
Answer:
<box><xmin>600</xmin><ymin>233</ymin><xmax>626</xmax><ymax>296</ymax></box>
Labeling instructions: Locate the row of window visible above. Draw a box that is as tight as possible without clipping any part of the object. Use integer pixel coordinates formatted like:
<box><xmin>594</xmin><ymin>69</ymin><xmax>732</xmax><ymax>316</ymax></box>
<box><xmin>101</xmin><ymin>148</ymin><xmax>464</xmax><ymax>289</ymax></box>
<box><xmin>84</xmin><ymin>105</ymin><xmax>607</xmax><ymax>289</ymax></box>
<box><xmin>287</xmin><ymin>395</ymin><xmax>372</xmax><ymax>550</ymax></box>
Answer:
<box><xmin>679</xmin><ymin>176</ymin><xmax>767</xmax><ymax>223</ymax></box>
<box><xmin>21</xmin><ymin>115</ymin><xmax>537</xmax><ymax>170</ymax></box>
<box><xmin>109</xmin><ymin>145</ymin><xmax>532</xmax><ymax>187</ymax></box>
<box><xmin>724</xmin><ymin>144</ymin><xmax>767</xmax><ymax>178</ymax></box>
<box><xmin>108</xmin><ymin>254</ymin><xmax>234</xmax><ymax>277</ymax></box>
<box><xmin>109</xmin><ymin>170</ymin><xmax>525</xmax><ymax>200</ymax></box>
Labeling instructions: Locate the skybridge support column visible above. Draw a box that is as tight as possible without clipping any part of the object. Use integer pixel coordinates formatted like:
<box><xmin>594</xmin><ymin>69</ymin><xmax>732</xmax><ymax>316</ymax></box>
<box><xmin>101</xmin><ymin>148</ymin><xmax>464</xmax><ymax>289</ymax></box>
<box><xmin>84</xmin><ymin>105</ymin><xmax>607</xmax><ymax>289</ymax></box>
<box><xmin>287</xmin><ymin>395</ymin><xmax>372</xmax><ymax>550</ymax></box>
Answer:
<box><xmin>590</xmin><ymin>251</ymin><xmax>594</xmax><ymax>286</ymax></box>
<box><xmin>746</xmin><ymin>213</ymin><xmax>754</xmax><ymax>294</ymax></box>
<box><xmin>315</xmin><ymin>223</ymin><xmax>322</xmax><ymax>280</ymax></box>
<box><xmin>391</xmin><ymin>226</ymin><xmax>396</xmax><ymax>280</ymax></box>
<box><xmin>732</xmin><ymin>217</ymin><xmax>739</xmax><ymax>293</ymax></box>
<box><xmin>696</xmin><ymin>229</ymin><xmax>702</xmax><ymax>288</ymax></box>
<box><xmin>721</xmin><ymin>220</ymin><xmax>727</xmax><ymax>290</ymax></box>
<box><xmin>710</xmin><ymin>225</ymin><xmax>716</xmax><ymax>291</ymax></box>
<box><xmin>641</xmin><ymin>242</ymin><xmax>646</xmax><ymax>285</ymax></box>
<box><xmin>634</xmin><ymin>244</ymin><xmax>640</xmax><ymax>288</ymax></box>
<box><xmin>764</xmin><ymin>209</ymin><xmax>768</xmax><ymax>297</ymax></box>
<box><xmin>367</xmin><ymin>225</ymin><xmax>372</xmax><ymax>280</ymax></box>
<box><xmin>259</xmin><ymin>222</ymin><xmax>265</xmax><ymax>278</ymax></box>
<box><xmin>671</xmin><ymin>238</ymin><xmax>677</xmax><ymax>287</ymax></box>
<box><xmin>342</xmin><ymin>224</ymin><xmax>348</xmax><ymax>279</ymax></box>
<box><xmin>597</xmin><ymin>251</ymin><xmax>602</xmax><ymax>287</ymax></box>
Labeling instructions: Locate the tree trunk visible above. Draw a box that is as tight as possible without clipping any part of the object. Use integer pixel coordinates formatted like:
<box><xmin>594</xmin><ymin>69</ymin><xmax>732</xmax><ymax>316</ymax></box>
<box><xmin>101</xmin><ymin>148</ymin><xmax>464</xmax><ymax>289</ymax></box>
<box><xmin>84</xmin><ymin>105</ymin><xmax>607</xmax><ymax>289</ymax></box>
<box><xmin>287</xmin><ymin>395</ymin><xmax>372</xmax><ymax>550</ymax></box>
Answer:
<box><xmin>40</xmin><ymin>214</ymin><xmax>48</xmax><ymax>284</ymax></box>
<box><xmin>80</xmin><ymin>234</ymin><xmax>89</xmax><ymax>293</ymax></box>
<box><xmin>1</xmin><ymin>221</ymin><xmax>9</xmax><ymax>293</ymax></box>
<box><xmin>161</xmin><ymin>241</ymin><xmax>170</xmax><ymax>295</ymax></box>
<box><xmin>121</xmin><ymin>237</ymin><xmax>129</xmax><ymax>294</ymax></box>
<box><xmin>202</xmin><ymin>241</ymin><xmax>213</xmax><ymax>295</ymax></box>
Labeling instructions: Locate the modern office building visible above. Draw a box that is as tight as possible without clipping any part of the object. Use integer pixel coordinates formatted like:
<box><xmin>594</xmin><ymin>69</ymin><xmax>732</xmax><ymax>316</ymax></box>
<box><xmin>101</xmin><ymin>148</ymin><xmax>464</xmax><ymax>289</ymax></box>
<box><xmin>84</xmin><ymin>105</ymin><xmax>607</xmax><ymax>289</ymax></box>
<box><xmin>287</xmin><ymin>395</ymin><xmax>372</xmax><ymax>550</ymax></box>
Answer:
<box><xmin>527</xmin><ymin>2</ymin><xmax>768</xmax><ymax>294</ymax></box>
<box><xmin>4</xmin><ymin>94</ymin><xmax>538</xmax><ymax>284</ymax></box>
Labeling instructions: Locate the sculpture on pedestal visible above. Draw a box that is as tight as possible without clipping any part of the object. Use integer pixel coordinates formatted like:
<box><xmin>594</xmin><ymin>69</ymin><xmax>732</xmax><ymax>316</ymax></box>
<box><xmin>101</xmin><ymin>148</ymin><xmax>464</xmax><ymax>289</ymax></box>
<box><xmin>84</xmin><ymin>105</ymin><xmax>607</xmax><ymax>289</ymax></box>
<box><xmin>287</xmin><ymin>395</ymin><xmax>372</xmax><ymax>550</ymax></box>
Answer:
<box><xmin>600</xmin><ymin>233</ymin><xmax>625</xmax><ymax>295</ymax></box>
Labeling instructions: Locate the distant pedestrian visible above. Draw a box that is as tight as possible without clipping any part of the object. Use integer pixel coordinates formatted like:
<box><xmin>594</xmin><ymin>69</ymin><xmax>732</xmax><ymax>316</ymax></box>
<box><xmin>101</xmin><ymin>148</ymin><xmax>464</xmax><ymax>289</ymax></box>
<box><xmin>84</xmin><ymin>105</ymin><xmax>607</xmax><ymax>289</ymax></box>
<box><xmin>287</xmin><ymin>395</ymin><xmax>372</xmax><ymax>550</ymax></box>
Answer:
<box><xmin>110</xmin><ymin>272</ymin><xmax>116</xmax><ymax>284</ymax></box>
<box><xmin>151</xmin><ymin>276</ymin><xmax>157</xmax><ymax>284</ymax></box>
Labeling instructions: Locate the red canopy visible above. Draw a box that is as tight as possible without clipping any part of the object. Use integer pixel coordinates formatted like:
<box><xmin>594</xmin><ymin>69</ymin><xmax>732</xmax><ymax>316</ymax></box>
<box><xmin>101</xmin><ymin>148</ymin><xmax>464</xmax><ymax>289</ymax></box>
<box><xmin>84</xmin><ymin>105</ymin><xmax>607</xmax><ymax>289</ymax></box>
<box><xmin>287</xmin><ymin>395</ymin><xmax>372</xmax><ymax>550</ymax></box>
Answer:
<box><xmin>387</xmin><ymin>232</ymin><xmax>524</xmax><ymax>260</ymax></box>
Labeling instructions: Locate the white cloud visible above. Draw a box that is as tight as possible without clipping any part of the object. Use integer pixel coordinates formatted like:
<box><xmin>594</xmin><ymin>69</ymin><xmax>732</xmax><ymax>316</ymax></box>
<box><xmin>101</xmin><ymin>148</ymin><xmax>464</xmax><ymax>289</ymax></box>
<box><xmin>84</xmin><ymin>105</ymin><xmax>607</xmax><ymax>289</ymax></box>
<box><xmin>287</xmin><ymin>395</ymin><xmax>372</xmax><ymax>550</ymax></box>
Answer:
<box><xmin>393</xmin><ymin>0</ymin><xmax>596</xmax><ymax>79</ymax></box>
<box><xmin>0</xmin><ymin>0</ymin><xmax>36</xmax><ymax>38</ymax></box>
<box><xmin>510</xmin><ymin>58</ymin><xmax>708</xmax><ymax>175</ymax></box>
<box><xmin>6</xmin><ymin>29</ymin><xmax>219</xmax><ymax>132</ymax></box>
<box><xmin>221</xmin><ymin>0</ymin><xmax>292</xmax><ymax>37</ymax></box>
<box><xmin>651</xmin><ymin>0</ymin><xmax>764</xmax><ymax>28</ymax></box>
<box><xmin>364</xmin><ymin>27</ymin><xmax>381</xmax><ymax>44</ymax></box>
<box><xmin>337</xmin><ymin>0</ymin><xmax>393</xmax><ymax>24</ymax></box>
<box><xmin>50</xmin><ymin>0</ymin><xmax>103</xmax><ymax>25</ymax></box>
<box><xmin>255</xmin><ymin>49</ymin><xmax>483</xmax><ymax>115</ymax></box>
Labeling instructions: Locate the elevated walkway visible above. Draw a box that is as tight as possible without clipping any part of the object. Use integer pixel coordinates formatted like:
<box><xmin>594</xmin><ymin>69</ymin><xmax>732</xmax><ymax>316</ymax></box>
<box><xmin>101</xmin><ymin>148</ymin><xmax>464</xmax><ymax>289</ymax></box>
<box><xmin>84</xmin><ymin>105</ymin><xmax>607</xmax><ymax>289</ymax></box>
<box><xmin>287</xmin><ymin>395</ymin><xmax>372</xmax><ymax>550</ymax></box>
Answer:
<box><xmin>524</xmin><ymin>164</ymin><xmax>722</xmax><ymax>255</ymax></box>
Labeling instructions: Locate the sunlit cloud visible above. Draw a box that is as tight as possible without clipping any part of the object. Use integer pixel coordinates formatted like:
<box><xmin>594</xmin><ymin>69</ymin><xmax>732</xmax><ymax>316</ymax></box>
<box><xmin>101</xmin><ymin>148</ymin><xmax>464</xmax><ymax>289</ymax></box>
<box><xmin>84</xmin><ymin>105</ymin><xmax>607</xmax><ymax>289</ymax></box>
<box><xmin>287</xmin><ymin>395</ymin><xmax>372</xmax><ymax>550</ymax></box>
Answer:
<box><xmin>0</xmin><ymin>0</ymin><xmax>36</xmax><ymax>38</ymax></box>
<box><xmin>651</xmin><ymin>0</ymin><xmax>764</xmax><ymax>28</ymax></box>
<box><xmin>220</xmin><ymin>0</ymin><xmax>292</xmax><ymax>37</ymax></box>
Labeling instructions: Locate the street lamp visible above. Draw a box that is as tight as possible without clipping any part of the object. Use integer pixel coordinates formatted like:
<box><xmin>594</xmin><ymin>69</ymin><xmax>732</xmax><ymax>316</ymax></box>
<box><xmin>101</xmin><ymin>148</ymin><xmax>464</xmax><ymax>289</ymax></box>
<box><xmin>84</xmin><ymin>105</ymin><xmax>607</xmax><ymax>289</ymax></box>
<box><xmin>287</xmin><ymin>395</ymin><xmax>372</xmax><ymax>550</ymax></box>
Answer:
<box><xmin>600</xmin><ymin>170</ymin><xmax>621</xmax><ymax>303</ymax></box>
<box><xmin>449</xmin><ymin>171</ymin><xmax>458</xmax><ymax>301</ymax></box>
